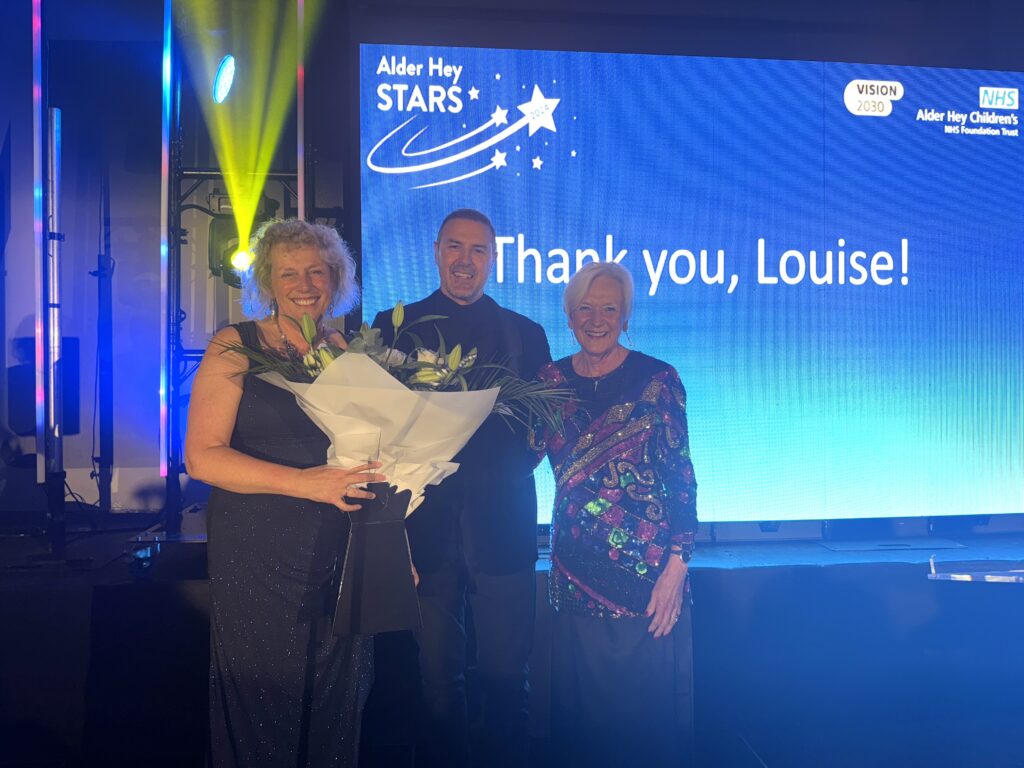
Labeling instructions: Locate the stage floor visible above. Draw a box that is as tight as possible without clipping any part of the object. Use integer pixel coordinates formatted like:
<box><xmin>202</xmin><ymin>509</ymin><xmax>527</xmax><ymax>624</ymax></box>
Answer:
<box><xmin>3</xmin><ymin>513</ymin><xmax>1024</xmax><ymax>767</ymax></box>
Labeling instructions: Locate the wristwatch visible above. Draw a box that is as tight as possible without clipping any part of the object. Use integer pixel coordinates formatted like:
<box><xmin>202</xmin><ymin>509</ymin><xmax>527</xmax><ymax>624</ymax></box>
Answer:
<box><xmin>670</xmin><ymin>546</ymin><xmax>691</xmax><ymax>564</ymax></box>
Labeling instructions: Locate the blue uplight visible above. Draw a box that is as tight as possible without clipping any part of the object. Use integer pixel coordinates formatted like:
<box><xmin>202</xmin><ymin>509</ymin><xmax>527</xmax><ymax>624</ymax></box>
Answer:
<box><xmin>213</xmin><ymin>55</ymin><xmax>236</xmax><ymax>104</ymax></box>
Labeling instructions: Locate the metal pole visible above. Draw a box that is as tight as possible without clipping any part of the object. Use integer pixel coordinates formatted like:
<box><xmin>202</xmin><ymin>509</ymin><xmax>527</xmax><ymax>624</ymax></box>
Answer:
<box><xmin>180</xmin><ymin>168</ymin><xmax>300</xmax><ymax>181</ymax></box>
<box><xmin>94</xmin><ymin>171</ymin><xmax>113</xmax><ymax>512</ymax></box>
<box><xmin>45</xmin><ymin>106</ymin><xmax>66</xmax><ymax>554</ymax></box>
<box><xmin>165</xmin><ymin>28</ymin><xmax>184</xmax><ymax>535</ymax></box>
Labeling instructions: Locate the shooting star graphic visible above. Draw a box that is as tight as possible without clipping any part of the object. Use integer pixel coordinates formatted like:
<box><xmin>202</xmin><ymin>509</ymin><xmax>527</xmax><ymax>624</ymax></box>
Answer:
<box><xmin>366</xmin><ymin>86</ymin><xmax>559</xmax><ymax>187</ymax></box>
<box><xmin>413</xmin><ymin>149</ymin><xmax>508</xmax><ymax>190</ymax></box>
<box><xmin>402</xmin><ymin>106</ymin><xmax>510</xmax><ymax>157</ymax></box>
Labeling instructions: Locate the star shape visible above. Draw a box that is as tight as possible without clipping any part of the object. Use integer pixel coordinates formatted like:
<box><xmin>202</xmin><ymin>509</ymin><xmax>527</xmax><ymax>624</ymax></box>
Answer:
<box><xmin>491</xmin><ymin>149</ymin><xmax>507</xmax><ymax>169</ymax></box>
<box><xmin>532</xmin><ymin>156</ymin><xmax>543</xmax><ymax>170</ymax></box>
<box><xmin>468</xmin><ymin>86</ymin><xmax>480</xmax><ymax>100</ymax></box>
<box><xmin>571</xmin><ymin>149</ymin><xmax>577</xmax><ymax>157</ymax></box>
<box><xmin>517</xmin><ymin>85</ymin><xmax>560</xmax><ymax>136</ymax></box>
<box><xmin>491</xmin><ymin>105</ymin><xmax>509</xmax><ymax>126</ymax></box>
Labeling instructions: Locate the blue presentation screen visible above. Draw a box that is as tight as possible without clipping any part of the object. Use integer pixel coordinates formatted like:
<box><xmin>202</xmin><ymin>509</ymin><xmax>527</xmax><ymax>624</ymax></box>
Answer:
<box><xmin>359</xmin><ymin>43</ymin><xmax>1024</xmax><ymax>524</ymax></box>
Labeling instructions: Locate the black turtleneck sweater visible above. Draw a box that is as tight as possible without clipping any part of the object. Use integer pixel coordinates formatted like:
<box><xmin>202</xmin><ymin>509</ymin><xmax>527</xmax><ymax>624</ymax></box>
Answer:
<box><xmin>372</xmin><ymin>290</ymin><xmax>552</xmax><ymax>575</ymax></box>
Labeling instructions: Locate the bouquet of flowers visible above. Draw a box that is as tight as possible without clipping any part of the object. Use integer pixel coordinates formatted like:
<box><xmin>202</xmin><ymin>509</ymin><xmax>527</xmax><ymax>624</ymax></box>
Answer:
<box><xmin>229</xmin><ymin>304</ymin><xmax>569</xmax><ymax>429</ymax></box>
<box><xmin>220</xmin><ymin>303</ymin><xmax>571</xmax><ymax>635</ymax></box>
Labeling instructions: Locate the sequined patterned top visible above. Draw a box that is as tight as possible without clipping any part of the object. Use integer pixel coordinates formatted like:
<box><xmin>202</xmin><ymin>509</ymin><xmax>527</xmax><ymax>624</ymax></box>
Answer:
<box><xmin>537</xmin><ymin>352</ymin><xmax>697</xmax><ymax>618</ymax></box>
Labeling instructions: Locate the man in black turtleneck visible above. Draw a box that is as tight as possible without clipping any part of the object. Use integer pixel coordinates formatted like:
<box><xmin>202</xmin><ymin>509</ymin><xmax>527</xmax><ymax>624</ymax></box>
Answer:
<box><xmin>372</xmin><ymin>209</ymin><xmax>551</xmax><ymax>768</ymax></box>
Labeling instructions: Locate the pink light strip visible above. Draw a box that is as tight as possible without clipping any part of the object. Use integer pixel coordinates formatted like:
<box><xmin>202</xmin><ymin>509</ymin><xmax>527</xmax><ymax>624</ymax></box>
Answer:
<box><xmin>297</xmin><ymin>0</ymin><xmax>305</xmax><ymax>219</ymax></box>
<box><xmin>158</xmin><ymin>0</ymin><xmax>173</xmax><ymax>477</ymax></box>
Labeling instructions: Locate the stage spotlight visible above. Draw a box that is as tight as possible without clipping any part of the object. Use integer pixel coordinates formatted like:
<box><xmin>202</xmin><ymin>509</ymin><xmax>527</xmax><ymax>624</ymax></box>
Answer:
<box><xmin>207</xmin><ymin>193</ymin><xmax>278</xmax><ymax>288</ymax></box>
<box><xmin>230</xmin><ymin>249</ymin><xmax>253</xmax><ymax>271</ymax></box>
<box><xmin>213</xmin><ymin>54</ymin><xmax>236</xmax><ymax>104</ymax></box>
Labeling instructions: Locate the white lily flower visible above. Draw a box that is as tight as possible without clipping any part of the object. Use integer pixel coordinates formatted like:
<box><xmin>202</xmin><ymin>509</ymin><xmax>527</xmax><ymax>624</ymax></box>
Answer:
<box><xmin>381</xmin><ymin>349</ymin><xmax>408</xmax><ymax>367</ymax></box>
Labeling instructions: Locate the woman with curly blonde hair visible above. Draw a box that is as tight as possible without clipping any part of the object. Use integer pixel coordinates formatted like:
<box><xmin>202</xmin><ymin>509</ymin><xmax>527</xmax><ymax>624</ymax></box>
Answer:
<box><xmin>187</xmin><ymin>219</ymin><xmax>383</xmax><ymax>767</ymax></box>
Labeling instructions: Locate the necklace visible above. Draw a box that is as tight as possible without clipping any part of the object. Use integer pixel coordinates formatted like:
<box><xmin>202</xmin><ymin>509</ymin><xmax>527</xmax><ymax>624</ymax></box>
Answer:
<box><xmin>275</xmin><ymin>316</ymin><xmax>303</xmax><ymax>358</ymax></box>
<box><xmin>573</xmin><ymin>348</ymin><xmax>629</xmax><ymax>390</ymax></box>
<box><xmin>588</xmin><ymin>365</ymin><xmax>620</xmax><ymax>391</ymax></box>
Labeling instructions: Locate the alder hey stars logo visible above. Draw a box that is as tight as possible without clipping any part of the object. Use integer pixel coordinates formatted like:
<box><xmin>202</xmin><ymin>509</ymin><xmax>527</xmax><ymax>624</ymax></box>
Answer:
<box><xmin>367</xmin><ymin>53</ymin><xmax>568</xmax><ymax>189</ymax></box>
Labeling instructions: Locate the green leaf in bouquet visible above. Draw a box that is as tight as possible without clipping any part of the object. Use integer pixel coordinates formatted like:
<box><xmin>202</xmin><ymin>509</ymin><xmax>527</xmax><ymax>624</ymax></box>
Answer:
<box><xmin>397</xmin><ymin>314</ymin><xmax>447</xmax><ymax>332</ymax></box>
<box><xmin>406</xmin><ymin>332</ymin><xmax>426</xmax><ymax>351</ymax></box>
<box><xmin>390</xmin><ymin>313</ymin><xmax>446</xmax><ymax>354</ymax></box>
<box><xmin>215</xmin><ymin>338</ymin><xmax>316</xmax><ymax>383</ymax></box>
<box><xmin>464</xmin><ymin>360</ymin><xmax>505</xmax><ymax>390</ymax></box>
<box><xmin>461</xmin><ymin>360</ymin><xmax>574</xmax><ymax>435</ymax></box>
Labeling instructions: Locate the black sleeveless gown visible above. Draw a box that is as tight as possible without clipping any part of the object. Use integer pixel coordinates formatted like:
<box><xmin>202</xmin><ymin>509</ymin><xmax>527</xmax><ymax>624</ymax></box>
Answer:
<box><xmin>207</xmin><ymin>321</ymin><xmax>373</xmax><ymax>767</ymax></box>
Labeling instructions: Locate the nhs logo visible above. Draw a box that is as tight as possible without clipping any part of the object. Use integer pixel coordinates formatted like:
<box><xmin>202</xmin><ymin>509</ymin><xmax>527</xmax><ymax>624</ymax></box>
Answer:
<box><xmin>979</xmin><ymin>87</ymin><xmax>1018</xmax><ymax>109</ymax></box>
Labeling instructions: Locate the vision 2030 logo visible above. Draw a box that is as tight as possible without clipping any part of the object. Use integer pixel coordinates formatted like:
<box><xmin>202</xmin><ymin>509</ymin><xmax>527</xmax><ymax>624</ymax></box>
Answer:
<box><xmin>844</xmin><ymin>80</ymin><xmax>905</xmax><ymax>118</ymax></box>
<box><xmin>979</xmin><ymin>86</ymin><xmax>1018</xmax><ymax>110</ymax></box>
<box><xmin>367</xmin><ymin>52</ymin><xmax>569</xmax><ymax>189</ymax></box>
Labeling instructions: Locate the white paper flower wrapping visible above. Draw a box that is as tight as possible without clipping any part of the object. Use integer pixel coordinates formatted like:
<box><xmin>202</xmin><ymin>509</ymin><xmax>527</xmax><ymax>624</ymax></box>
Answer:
<box><xmin>259</xmin><ymin>352</ymin><xmax>499</xmax><ymax>515</ymax></box>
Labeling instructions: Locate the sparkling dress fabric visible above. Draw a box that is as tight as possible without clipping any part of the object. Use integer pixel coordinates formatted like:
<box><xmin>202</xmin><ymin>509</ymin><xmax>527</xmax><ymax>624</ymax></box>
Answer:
<box><xmin>207</xmin><ymin>321</ymin><xmax>373</xmax><ymax>768</ymax></box>
<box><xmin>537</xmin><ymin>352</ymin><xmax>698</xmax><ymax>617</ymax></box>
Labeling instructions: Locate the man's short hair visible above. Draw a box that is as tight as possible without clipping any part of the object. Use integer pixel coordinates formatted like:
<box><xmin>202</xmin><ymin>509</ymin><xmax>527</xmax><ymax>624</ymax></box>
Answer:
<box><xmin>436</xmin><ymin>208</ymin><xmax>497</xmax><ymax>244</ymax></box>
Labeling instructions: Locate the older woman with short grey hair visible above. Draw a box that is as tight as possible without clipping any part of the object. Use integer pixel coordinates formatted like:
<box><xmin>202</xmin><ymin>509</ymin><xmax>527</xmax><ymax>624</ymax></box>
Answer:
<box><xmin>536</xmin><ymin>259</ymin><xmax>699</xmax><ymax>767</ymax></box>
<box><xmin>561</xmin><ymin>260</ymin><xmax>635</xmax><ymax>329</ymax></box>
<box><xmin>186</xmin><ymin>218</ymin><xmax>383</xmax><ymax>767</ymax></box>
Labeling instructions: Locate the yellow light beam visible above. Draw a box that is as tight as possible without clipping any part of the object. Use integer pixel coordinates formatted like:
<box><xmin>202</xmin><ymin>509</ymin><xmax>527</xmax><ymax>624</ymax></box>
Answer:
<box><xmin>175</xmin><ymin>0</ymin><xmax>324</xmax><ymax>252</ymax></box>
